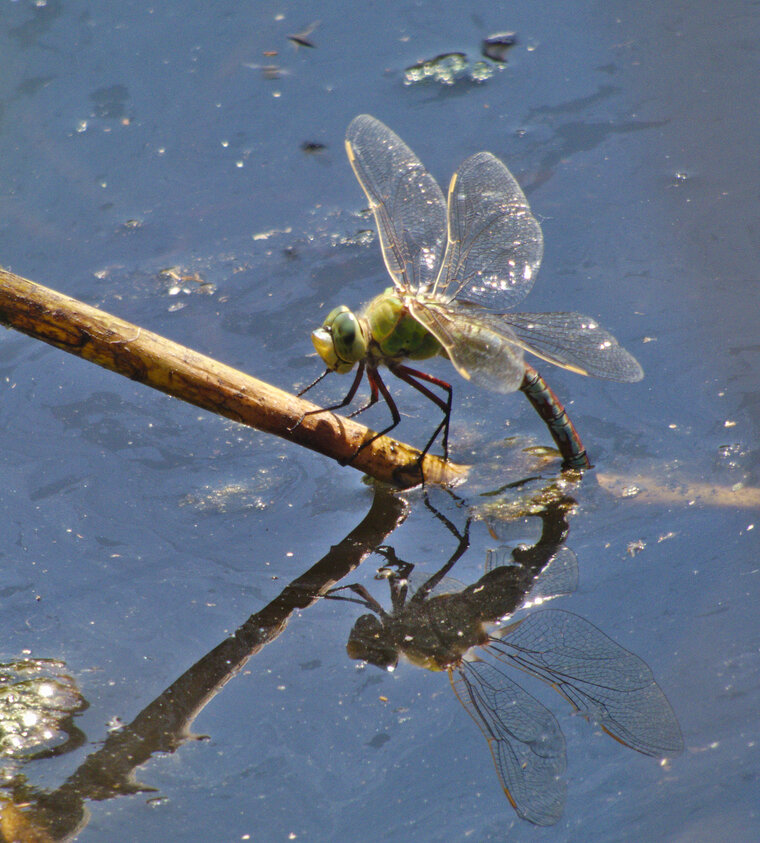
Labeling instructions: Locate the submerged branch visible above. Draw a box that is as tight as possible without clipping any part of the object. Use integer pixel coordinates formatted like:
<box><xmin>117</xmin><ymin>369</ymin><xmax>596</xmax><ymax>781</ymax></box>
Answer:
<box><xmin>0</xmin><ymin>267</ymin><xmax>467</xmax><ymax>487</ymax></box>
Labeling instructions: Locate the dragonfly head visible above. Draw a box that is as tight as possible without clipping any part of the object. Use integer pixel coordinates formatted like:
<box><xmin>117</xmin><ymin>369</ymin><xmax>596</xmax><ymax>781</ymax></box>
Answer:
<box><xmin>346</xmin><ymin>613</ymin><xmax>399</xmax><ymax>670</ymax></box>
<box><xmin>311</xmin><ymin>305</ymin><xmax>368</xmax><ymax>373</ymax></box>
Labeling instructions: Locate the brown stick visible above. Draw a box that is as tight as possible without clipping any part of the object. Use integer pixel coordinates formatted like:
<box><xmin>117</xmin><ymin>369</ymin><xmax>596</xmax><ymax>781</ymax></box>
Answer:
<box><xmin>0</xmin><ymin>267</ymin><xmax>468</xmax><ymax>487</ymax></box>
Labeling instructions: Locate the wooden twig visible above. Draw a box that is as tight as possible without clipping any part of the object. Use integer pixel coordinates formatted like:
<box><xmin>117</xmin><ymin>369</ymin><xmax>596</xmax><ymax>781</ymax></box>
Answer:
<box><xmin>0</xmin><ymin>267</ymin><xmax>468</xmax><ymax>487</ymax></box>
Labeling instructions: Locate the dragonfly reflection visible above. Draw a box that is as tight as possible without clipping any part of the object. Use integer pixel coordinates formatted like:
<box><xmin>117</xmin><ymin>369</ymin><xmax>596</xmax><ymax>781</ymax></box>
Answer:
<box><xmin>329</xmin><ymin>505</ymin><xmax>683</xmax><ymax>826</ymax></box>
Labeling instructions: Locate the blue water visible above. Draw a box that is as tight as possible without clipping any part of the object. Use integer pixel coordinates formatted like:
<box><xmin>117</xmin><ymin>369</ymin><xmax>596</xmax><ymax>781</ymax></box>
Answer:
<box><xmin>1</xmin><ymin>1</ymin><xmax>758</xmax><ymax>840</ymax></box>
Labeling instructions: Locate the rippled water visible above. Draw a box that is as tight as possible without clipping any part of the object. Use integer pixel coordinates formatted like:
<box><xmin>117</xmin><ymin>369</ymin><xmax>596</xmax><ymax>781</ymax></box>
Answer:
<box><xmin>1</xmin><ymin>1</ymin><xmax>758</xmax><ymax>840</ymax></box>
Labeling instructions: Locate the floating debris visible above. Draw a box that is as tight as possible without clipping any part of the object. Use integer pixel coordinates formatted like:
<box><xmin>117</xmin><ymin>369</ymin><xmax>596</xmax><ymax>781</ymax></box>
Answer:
<box><xmin>158</xmin><ymin>267</ymin><xmax>216</xmax><ymax>295</ymax></box>
<box><xmin>243</xmin><ymin>61</ymin><xmax>288</xmax><ymax>81</ymax></box>
<box><xmin>252</xmin><ymin>226</ymin><xmax>293</xmax><ymax>242</ymax></box>
<box><xmin>482</xmin><ymin>31</ymin><xmax>518</xmax><ymax>63</ymax></box>
<box><xmin>260</xmin><ymin>64</ymin><xmax>283</xmax><ymax>80</ymax></box>
<box><xmin>404</xmin><ymin>52</ymin><xmax>468</xmax><ymax>86</ymax></box>
<box><xmin>0</xmin><ymin>658</ymin><xmax>87</xmax><ymax>759</ymax></box>
<box><xmin>468</xmin><ymin>60</ymin><xmax>495</xmax><ymax>82</ymax></box>
<box><xmin>301</xmin><ymin>141</ymin><xmax>326</xmax><ymax>153</ymax></box>
<box><xmin>403</xmin><ymin>50</ymin><xmax>501</xmax><ymax>86</ymax></box>
<box><xmin>287</xmin><ymin>21</ymin><xmax>319</xmax><ymax>49</ymax></box>
<box><xmin>330</xmin><ymin>229</ymin><xmax>375</xmax><ymax>249</ymax></box>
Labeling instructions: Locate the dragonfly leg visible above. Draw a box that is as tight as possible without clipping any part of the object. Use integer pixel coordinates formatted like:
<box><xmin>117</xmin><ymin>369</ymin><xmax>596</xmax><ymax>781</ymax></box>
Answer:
<box><xmin>296</xmin><ymin>367</ymin><xmax>331</xmax><ymax>398</ymax></box>
<box><xmin>390</xmin><ymin>364</ymin><xmax>453</xmax><ymax>460</ymax></box>
<box><xmin>341</xmin><ymin>367</ymin><xmax>402</xmax><ymax>464</ymax></box>
<box><xmin>373</xmin><ymin>546</ymin><xmax>415</xmax><ymax>608</ymax></box>
<box><xmin>409</xmin><ymin>498</ymin><xmax>471</xmax><ymax>603</ymax></box>
<box><xmin>373</xmin><ymin>544</ymin><xmax>412</xmax><ymax>574</ymax></box>
<box><xmin>288</xmin><ymin>362</ymin><xmax>365</xmax><ymax>431</ymax></box>
<box><xmin>324</xmin><ymin>583</ymin><xmax>389</xmax><ymax>617</ymax></box>
<box><xmin>519</xmin><ymin>365</ymin><xmax>591</xmax><ymax>470</ymax></box>
<box><xmin>346</xmin><ymin>365</ymin><xmax>380</xmax><ymax>419</ymax></box>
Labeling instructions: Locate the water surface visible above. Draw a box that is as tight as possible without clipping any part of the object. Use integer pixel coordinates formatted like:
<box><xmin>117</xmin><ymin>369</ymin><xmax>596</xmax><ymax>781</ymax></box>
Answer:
<box><xmin>1</xmin><ymin>1</ymin><xmax>758</xmax><ymax>840</ymax></box>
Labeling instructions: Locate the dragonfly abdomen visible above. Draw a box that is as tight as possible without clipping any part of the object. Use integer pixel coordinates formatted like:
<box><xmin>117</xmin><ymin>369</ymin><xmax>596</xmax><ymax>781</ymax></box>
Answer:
<box><xmin>520</xmin><ymin>366</ymin><xmax>591</xmax><ymax>470</ymax></box>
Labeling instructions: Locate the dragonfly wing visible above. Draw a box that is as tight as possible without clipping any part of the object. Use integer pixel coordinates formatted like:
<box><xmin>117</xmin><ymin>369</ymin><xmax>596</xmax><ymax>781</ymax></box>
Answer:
<box><xmin>346</xmin><ymin>115</ymin><xmax>447</xmax><ymax>293</ymax></box>
<box><xmin>523</xmin><ymin>546</ymin><xmax>579</xmax><ymax>605</ymax></box>
<box><xmin>452</xmin><ymin>660</ymin><xmax>566</xmax><ymax>826</ymax></box>
<box><xmin>408</xmin><ymin>572</ymin><xmax>467</xmax><ymax>599</ymax></box>
<box><xmin>434</xmin><ymin>152</ymin><xmax>543</xmax><ymax>309</ymax></box>
<box><xmin>491</xmin><ymin>610</ymin><xmax>684</xmax><ymax>757</ymax></box>
<box><xmin>408</xmin><ymin>298</ymin><xmax>525</xmax><ymax>393</ymax></box>
<box><xmin>494</xmin><ymin>311</ymin><xmax>644</xmax><ymax>381</ymax></box>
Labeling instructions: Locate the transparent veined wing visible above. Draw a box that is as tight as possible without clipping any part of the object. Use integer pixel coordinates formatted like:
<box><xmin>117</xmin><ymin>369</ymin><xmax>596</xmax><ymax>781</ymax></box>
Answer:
<box><xmin>483</xmin><ymin>546</ymin><xmax>579</xmax><ymax>606</ymax></box>
<box><xmin>523</xmin><ymin>546</ymin><xmax>579</xmax><ymax>605</ymax></box>
<box><xmin>503</xmin><ymin>312</ymin><xmax>645</xmax><ymax>382</ymax></box>
<box><xmin>345</xmin><ymin>115</ymin><xmax>447</xmax><ymax>293</ymax></box>
<box><xmin>490</xmin><ymin>610</ymin><xmax>684</xmax><ymax>757</ymax></box>
<box><xmin>434</xmin><ymin>151</ymin><xmax>544</xmax><ymax>310</ymax></box>
<box><xmin>452</xmin><ymin>659</ymin><xmax>567</xmax><ymax>826</ymax></box>
<box><xmin>408</xmin><ymin>297</ymin><xmax>525</xmax><ymax>393</ymax></box>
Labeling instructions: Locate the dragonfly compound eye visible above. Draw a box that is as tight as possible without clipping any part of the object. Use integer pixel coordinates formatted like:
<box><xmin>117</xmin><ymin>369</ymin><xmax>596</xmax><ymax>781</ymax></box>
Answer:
<box><xmin>331</xmin><ymin>309</ymin><xmax>367</xmax><ymax>363</ymax></box>
<box><xmin>311</xmin><ymin>306</ymin><xmax>366</xmax><ymax>373</ymax></box>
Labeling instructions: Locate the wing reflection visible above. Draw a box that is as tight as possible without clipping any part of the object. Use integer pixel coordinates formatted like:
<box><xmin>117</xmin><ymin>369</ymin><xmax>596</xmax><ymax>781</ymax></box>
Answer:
<box><xmin>452</xmin><ymin>657</ymin><xmax>566</xmax><ymax>826</ymax></box>
<box><xmin>488</xmin><ymin>611</ymin><xmax>684</xmax><ymax>759</ymax></box>
<box><xmin>331</xmin><ymin>498</ymin><xmax>682</xmax><ymax>826</ymax></box>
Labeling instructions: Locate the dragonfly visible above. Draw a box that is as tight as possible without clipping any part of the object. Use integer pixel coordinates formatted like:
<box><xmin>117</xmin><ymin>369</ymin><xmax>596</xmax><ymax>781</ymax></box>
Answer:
<box><xmin>299</xmin><ymin>114</ymin><xmax>643</xmax><ymax>468</ymax></box>
<box><xmin>327</xmin><ymin>506</ymin><xmax>683</xmax><ymax>826</ymax></box>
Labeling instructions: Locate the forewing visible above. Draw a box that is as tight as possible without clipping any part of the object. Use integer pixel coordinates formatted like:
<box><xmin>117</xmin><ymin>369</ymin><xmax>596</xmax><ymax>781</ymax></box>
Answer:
<box><xmin>523</xmin><ymin>547</ymin><xmax>579</xmax><ymax>605</ymax></box>
<box><xmin>408</xmin><ymin>298</ymin><xmax>525</xmax><ymax>393</ymax></box>
<box><xmin>434</xmin><ymin>152</ymin><xmax>543</xmax><ymax>310</ymax></box>
<box><xmin>503</xmin><ymin>312</ymin><xmax>644</xmax><ymax>381</ymax></box>
<box><xmin>408</xmin><ymin>572</ymin><xmax>466</xmax><ymax>599</ymax></box>
<box><xmin>484</xmin><ymin>546</ymin><xmax>578</xmax><ymax>604</ymax></box>
<box><xmin>346</xmin><ymin>115</ymin><xmax>446</xmax><ymax>293</ymax></box>
<box><xmin>491</xmin><ymin>610</ymin><xmax>684</xmax><ymax>757</ymax></box>
<box><xmin>452</xmin><ymin>661</ymin><xmax>566</xmax><ymax>826</ymax></box>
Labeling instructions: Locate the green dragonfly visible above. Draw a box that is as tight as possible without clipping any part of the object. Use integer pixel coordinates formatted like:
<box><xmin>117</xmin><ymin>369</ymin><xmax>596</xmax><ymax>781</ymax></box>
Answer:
<box><xmin>300</xmin><ymin>114</ymin><xmax>643</xmax><ymax>467</ymax></box>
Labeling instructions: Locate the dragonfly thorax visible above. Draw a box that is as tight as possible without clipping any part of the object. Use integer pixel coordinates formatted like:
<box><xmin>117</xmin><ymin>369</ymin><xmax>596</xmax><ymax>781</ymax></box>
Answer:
<box><xmin>363</xmin><ymin>288</ymin><xmax>442</xmax><ymax>363</ymax></box>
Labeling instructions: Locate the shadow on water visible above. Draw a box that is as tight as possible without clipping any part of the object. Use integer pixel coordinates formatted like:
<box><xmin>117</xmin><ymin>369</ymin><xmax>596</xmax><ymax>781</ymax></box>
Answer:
<box><xmin>0</xmin><ymin>481</ymin><xmax>682</xmax><ymax>839</ymax></box>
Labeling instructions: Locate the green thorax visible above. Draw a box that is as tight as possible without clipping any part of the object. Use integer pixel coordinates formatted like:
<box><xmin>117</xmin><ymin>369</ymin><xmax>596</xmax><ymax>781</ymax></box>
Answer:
<box><xmin>362</xmin><ymin>288</ymin><xmax>442</xmax><ymax>362</ymax></box>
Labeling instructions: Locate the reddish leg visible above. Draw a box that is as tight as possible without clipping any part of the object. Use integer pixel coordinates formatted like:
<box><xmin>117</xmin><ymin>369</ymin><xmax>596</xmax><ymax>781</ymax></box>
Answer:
<box><xmin>347</xmin><ymin>364</ymin><xmax>453</xmax><ymax>469</ymax></box>
<box><xmin>294</xmin><ymin>360</ymin><xmax>454</xmax><ymax>472</ymax></box>
<box><xmin>391</xmin><ymin>363</ymin><xmax>453</xmax><ymax>460</ymax></box>
<box><xmin>344</xmin><ymin>367</ymin><xmax>402</xmax><ymax>460</ymax></box>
